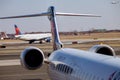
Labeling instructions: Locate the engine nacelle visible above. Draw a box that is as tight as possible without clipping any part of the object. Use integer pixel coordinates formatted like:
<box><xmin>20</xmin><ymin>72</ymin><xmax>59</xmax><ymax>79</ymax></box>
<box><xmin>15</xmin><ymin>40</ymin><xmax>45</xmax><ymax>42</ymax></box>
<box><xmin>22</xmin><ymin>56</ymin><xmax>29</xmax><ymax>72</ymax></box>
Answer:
<box><xmin>89</xmin><ymin>45</ymin><xmax>116</xmax><ymax>56</ymax></box>
<box><xmin>20</xmin><ymin>47</ymin><xmax>45</xmax><ymax>70</ymax></box>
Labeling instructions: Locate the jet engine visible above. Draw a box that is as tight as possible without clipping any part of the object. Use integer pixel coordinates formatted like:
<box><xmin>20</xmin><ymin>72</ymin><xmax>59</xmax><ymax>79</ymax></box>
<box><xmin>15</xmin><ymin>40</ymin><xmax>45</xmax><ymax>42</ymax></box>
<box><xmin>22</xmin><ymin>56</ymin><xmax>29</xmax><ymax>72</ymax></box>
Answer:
<box><xmin>20</xmin><ymin>47</ymin><xmax>45</xmax><ymax>70</ymax></box>
<box><xmin>89</xmin><ymin>45</ymin><xmax>116</xmax><ymax>56</ymax></box>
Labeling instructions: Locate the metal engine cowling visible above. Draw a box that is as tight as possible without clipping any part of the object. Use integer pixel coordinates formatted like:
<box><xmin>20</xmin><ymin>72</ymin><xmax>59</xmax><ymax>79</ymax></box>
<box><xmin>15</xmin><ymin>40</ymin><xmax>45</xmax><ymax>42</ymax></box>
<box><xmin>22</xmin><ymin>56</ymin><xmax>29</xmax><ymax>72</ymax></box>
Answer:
<box><xmin>20</xmin><ymin>47</ymin><xmax>45</xmax><ymax>70</ymax></box>
<box><xmin>89</xmin><ymin>45</ymin><xmax>116</xmax><ymax>56</ymax></box>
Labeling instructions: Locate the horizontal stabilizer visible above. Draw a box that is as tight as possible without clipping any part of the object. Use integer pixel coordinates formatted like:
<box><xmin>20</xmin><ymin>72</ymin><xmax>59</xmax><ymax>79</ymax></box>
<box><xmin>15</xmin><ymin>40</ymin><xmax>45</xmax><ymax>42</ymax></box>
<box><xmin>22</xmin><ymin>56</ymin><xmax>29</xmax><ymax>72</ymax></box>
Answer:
<box><xmin>56</xmin><ymin>12</ymin><xmax>101</xmax><ymax>17</ymax></box>
<box><xmin>0</xmin><ymin>12</ymin><xmax>101</xmax><ymax>19</ymax></box>
<box><xmin>0</xmin><ymin>12</ymin><xmax>50</xmax><ymax>19</ymax></box>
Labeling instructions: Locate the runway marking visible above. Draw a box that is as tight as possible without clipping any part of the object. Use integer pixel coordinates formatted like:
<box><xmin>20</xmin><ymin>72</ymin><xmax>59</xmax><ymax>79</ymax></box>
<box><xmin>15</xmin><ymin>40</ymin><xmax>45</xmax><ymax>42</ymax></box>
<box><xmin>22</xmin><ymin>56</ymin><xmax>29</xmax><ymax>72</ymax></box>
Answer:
<box><xmin>0</xmin><ymin>59</ymin><xmax>20</xmax><ymax>66</ymax></box>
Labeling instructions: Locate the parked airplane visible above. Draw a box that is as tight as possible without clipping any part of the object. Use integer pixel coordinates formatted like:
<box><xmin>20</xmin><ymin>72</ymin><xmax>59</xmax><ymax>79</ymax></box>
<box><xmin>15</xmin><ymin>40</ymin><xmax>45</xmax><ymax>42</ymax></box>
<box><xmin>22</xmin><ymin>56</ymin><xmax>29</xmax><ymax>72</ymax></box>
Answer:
<box><xmin>0</xmin><ymin>6</ymin><xmax>120</xmax><ymax>80</ymax></box>
<box><xmin>14</xmin><ymin>25</ymin><xmax>51</xmax><ymax>44</ymax></box>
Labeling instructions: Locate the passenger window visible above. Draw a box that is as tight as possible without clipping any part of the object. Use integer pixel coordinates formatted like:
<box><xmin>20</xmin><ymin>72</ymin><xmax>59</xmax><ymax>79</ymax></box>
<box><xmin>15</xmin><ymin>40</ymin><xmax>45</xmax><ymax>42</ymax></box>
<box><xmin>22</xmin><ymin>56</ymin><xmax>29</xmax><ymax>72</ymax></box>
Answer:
<box><xmin>64</xmin><ymin>65</ymin><xmax>69</xmax><ymax>74</ymax></box>
<box><xmin>64</xmin><ymin>65</ymin><xmax>67</xmax><ymax>73</ymax></box>
<box><xmin>58</xmin><ymin>64</ymin><xmax>61</xmax><ymax>71</ymax></box>
<box><xmin>56</xmin><ymin>64</ymin><xmax>59</xmax><ymax>70</ymax></box>
<box><xmin>59</xmin><ymin>64</ymin><xmax>62</xmax><ymax>71</ymax></box>
<box><xmin>69</xmin><ymin>68</ymin><xmax>73</xmax><ymax>74</ymax></box>
<box><xmin>63</xmin><ymin>65</ymin><xmax>66</xmax><ymax>72</ymax></box>
<box><xmin>61</xmin><ymin>64</ymin><xmax>64</xmax><ymax>72</ymax></box>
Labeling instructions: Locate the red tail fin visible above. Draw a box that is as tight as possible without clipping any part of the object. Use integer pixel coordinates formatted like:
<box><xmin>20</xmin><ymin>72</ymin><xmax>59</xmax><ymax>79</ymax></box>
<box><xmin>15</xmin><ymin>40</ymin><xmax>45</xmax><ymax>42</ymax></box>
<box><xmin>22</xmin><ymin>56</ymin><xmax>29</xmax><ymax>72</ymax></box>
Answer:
<box><xmin>14</xmin><ymin>25</ymin><xmax>21</xmax><ymax>35</ymax></box>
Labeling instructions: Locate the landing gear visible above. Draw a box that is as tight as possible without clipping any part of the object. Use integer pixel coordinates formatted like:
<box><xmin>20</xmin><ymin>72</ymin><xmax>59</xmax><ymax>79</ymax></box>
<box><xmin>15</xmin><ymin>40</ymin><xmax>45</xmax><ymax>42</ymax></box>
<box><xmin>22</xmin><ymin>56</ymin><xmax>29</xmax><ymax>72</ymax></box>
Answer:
<box><xmin>29</xmin><ymin>40</ymin><xmax>34</xmax><ymax>44</ymax></box>
<box><xmin>39</xmin><ymin>40</ymin><xmax>43</xmax><ymax>44</ymax></box>
<box><xmin>45</xmin><ymin>37</ymin><xmax>51</xmax><ymax>43</ymax></box>
<box><xmin>0</xmin><ymin>45</ymin><xmax>6</xmax><ymax>48</ymax></box>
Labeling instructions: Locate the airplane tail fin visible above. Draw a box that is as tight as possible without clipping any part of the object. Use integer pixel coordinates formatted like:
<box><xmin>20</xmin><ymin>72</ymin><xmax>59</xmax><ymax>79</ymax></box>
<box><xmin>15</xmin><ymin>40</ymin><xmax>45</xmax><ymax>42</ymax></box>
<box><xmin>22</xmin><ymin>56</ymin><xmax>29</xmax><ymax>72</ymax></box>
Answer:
<box><xmin>48</xmin><ymin>6</ymin><xmax>63</xmax><ymax>51</ymax></box>
<box><xmin>14</xmin><ymin>25</ymin><xmax>22</xmax><ymax>35</ymax></box>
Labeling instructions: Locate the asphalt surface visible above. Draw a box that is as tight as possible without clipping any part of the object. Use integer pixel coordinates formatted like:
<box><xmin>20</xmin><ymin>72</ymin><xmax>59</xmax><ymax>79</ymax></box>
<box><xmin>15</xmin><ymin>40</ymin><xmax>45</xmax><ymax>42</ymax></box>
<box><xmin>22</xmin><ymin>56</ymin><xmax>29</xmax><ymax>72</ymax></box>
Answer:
<box><xmin>0</xmin><ymin>64</ymin><xmax>50</xmax><ymax>80</ymax></box>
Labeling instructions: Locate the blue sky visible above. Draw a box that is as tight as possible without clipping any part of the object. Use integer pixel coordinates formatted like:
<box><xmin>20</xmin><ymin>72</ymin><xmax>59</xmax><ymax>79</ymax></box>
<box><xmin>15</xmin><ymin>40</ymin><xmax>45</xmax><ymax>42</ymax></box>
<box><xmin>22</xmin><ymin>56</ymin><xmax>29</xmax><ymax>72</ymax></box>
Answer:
<box><xmin>0</xmin><ymin>0</ymin><xmax>120</xmax><ymax>33</ymax></box>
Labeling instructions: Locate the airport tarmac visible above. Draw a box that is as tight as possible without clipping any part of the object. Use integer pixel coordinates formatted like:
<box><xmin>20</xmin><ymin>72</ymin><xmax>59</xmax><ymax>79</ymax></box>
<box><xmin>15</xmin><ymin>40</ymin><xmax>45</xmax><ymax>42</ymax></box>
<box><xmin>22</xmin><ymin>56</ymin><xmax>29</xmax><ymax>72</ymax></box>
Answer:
<box><xmin>0</xmin><ymin>64</ymin><xmax>50</xmax><ymax>80</ymax></box>
<box><xmin>0</xmin><ymin>39</ymin><xmax>120</xmax><ymax>80</ymax></box>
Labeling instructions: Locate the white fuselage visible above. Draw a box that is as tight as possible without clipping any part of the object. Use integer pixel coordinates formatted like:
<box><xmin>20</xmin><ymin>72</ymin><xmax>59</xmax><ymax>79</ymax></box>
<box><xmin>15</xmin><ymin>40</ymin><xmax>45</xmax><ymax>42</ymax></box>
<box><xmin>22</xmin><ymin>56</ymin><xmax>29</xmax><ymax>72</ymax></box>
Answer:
<box><xmin>48</xmin><ymin>48</ymin><xmax>120</xmax><ymax>80</ymax></box>
<box><xmin>15</xmin><ymin>33</ymin><xmax>51</xmax><ymax>41</ymax></box>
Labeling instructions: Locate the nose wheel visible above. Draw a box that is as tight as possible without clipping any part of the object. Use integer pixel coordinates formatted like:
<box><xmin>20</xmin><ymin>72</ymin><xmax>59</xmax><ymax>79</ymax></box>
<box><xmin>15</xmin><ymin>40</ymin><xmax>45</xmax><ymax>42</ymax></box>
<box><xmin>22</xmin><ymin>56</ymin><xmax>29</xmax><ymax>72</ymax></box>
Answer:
<box><xmin>29</xmin><ymin>40</ymin><xmax>34</xmax><ymax>44</ymax></box>
<box><xmin>39</xmin><ymin>40</ymin><xmax>43</xmax><ymax>44</ymax></box>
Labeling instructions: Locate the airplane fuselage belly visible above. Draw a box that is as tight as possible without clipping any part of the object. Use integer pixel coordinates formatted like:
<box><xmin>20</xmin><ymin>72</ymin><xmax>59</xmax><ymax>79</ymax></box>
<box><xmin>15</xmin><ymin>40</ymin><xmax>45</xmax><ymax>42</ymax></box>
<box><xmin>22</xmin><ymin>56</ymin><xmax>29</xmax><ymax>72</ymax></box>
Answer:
<box><xmin>48</xmin><ymin>48</ymin><xmax>120</xmax><ymax>80</ymax></box>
